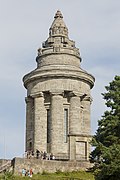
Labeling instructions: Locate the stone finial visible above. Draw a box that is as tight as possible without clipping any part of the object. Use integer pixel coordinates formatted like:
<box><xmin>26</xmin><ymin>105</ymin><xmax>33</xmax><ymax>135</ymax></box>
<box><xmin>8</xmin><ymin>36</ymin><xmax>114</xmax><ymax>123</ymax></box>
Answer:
<box><xmin>49</xmin><ymin>10</ymin><xmax>68</xmax><ymax>37</ymax></box>
<box><xmin>54</xmin><ymin>10</ymin><xmax>63</xmax><ymax>19</ymax></box>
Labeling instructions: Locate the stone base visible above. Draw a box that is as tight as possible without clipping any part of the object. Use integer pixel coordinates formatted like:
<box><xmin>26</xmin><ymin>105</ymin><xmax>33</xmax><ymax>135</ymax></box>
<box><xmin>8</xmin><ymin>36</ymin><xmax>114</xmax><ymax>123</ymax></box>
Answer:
<box><xmin>12</xmin><ymin>157</ymin><xmax>93</xmax><ymax>175</ymax></box>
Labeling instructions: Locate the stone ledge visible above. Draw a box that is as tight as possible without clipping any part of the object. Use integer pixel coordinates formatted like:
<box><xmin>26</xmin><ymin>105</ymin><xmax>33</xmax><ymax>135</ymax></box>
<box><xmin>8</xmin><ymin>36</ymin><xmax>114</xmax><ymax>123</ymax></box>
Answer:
<box><xmin>12</xmin><ymin>157</ymin><xmax>93</xmax><ymax>175</ymax></box>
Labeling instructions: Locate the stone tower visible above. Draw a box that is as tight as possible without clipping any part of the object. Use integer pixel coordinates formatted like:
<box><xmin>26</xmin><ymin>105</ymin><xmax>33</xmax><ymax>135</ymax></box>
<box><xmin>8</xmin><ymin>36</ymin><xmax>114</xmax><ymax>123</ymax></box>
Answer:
<box><xmin>23</xmin><ymin>10</ymin><xmax>95</xmax><ymax>161</ymax></box>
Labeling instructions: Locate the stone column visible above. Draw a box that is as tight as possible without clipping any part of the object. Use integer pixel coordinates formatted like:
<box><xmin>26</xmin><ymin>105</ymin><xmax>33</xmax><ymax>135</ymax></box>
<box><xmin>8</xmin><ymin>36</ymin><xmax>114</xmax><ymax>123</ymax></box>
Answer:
<box><xmin>33</xmin><ymin>92</ymin><xmax>47</xmax><ymax>152</ymax></box>
<box><xmin>50</xmin><ymin>91</ymin><xmax>64</xmax><ymax>155</ymax></box>
<box><xmin>25</xmin><ymin>96</ymin><xmax>33</xmax><ymax>151</ymax></box>
<box><xmin>69</xmin><ymin>92</ymin><xmax>81</xmax><ymax>160</ymax></box>
<box><xmin>69</xmin><ymin>92</ymin><xmax>81</xmax><ymax>134</ymax></box>
<box><xmin>82</xmin><ymin>96</ymin><xmax>92</xmax><ymax>134</ymax></box>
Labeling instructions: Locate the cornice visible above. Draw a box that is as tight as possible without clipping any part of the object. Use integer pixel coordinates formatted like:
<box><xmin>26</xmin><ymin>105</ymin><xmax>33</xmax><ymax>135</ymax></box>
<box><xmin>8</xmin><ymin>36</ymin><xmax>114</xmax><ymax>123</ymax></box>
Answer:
<box><xmin>23</xmin><ymin>69</ymin><xmax>95</xmax><ymax>90</ymax></box>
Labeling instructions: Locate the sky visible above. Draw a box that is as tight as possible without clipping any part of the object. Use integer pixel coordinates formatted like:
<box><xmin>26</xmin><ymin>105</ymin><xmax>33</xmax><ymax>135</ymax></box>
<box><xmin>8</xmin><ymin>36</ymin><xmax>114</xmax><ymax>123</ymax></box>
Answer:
<box><xmin>0</xmin><ymin>0</ymin><xmax>120</xmax><ymax>159</ymax></box>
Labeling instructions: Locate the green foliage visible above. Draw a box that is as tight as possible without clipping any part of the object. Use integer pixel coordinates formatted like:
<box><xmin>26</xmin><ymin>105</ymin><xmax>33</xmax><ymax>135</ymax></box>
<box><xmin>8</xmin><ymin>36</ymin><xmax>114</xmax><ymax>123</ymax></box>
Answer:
<box><xmin>1</xmin><ymin>170</ymin><xmax>15</xmax><ymax>180</ymax></box>
<box><xmin>41</xmin><ymin>170</ymin><xmax>50</xmax><ymax>175</ymax></box>
<box><xmin>0</xmin><ymin>171</ymin><xmax>94</xmax><ymax>180</ymax></box>
<box><xmin>90</xmin><ymin>76</ymin><xmax>120</xmax><ymax>180</ymax></box>
<box><xmin>55</xmin><ymin>169</ymin><xmax>62</xmax><ymax>174</ymax></box>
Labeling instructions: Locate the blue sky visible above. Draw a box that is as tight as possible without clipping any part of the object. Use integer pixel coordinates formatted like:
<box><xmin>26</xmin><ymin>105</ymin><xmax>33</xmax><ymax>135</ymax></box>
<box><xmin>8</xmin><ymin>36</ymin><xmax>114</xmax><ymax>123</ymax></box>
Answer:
<box><xmin>0</xmin><ymin>0</ymin><xmax>120</xmax><ymax>159</ymax></box>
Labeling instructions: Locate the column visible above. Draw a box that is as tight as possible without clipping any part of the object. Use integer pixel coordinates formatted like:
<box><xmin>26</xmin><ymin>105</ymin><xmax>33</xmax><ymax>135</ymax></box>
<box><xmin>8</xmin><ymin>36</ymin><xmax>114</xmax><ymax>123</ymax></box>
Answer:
<box><xmin>69</xmin><ymin>92</ymin><xmax>81</xmax><ymax>160</ymax></box>
<box><xmin>82</xmin><ymin>96</ymin><xmax>92</xmax><ymax>134</ymax></box>
<box><xmin>50</xmin><ymin>91</ymin><xmax>64</xmax><ymax>155</ymax></box>
<box><xmin>69</xmin><ymin>92</ymin><xmax>81</xmax><ymax>134</ymax></box>
<box><xmin>25</xmin><ymin>96</ymin><xmax>33</xmax><ymax>151</ymax></box>
<box><xmin>82</xmin><ymin>95</ymin><xmax>92</xmax><ymax>160</ymax></box>
<box><xmin>33</xmin><ymin>92</ymin><xmax>47</xmax><ymax>152</ymax></box>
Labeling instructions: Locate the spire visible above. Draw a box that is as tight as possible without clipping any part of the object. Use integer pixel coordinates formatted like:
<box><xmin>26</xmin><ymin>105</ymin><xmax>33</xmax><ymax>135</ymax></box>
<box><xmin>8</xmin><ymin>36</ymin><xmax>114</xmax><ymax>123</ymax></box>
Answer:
<box><xmin>40</xmin><ymin>10</ymin><xmax>80</xmax><ymax>59</ymax></box>
<box><xmin>49</xmin><ymin>10</ymin><xmax>68</xmax><ymax>37</ymax></box>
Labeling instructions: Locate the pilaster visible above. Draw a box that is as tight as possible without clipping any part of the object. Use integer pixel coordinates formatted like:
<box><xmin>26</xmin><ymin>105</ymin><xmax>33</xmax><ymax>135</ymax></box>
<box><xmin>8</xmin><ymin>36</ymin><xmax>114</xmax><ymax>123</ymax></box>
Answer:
<box><xmin>69</xmin><ymin>136</ymin><xmax>76</xmax><ymax>160</ymax></box>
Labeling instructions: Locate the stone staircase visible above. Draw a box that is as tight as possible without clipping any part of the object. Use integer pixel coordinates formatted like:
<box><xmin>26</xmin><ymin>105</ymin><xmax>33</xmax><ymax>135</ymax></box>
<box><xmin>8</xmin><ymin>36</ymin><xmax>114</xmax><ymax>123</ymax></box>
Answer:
<box><xmin>0</xmin><ymin>160</ymin><xmax>12</xmax><ymax>173</ymax></box>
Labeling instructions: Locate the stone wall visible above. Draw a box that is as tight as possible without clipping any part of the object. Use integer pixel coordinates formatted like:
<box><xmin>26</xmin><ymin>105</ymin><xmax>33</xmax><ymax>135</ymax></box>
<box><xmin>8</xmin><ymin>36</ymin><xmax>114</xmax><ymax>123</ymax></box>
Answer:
<box><xmin>0</xmin><ymin>159</ymin><xmax>10</xmax><ymax>166</ymax></box>
<box><xmin>12</xmin><ymin>157</ymin><xmax>93</xmax><ymax>175</ymax></box>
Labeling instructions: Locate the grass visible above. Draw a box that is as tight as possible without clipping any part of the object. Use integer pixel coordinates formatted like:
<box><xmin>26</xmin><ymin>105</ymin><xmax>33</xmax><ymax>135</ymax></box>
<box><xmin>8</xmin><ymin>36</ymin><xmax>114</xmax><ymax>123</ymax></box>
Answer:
<box><xmin>0</xmin><ymin>170</ymin><xmax>95</xmax><ymax>180</ymax></box>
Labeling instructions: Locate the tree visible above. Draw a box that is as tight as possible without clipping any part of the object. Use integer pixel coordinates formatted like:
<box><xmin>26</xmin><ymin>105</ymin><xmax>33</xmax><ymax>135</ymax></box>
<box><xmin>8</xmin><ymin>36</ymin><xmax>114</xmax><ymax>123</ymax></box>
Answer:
<box><xmin>90</xmin><ymin>75</ymin><xmax>120</xmax><ymax>180</ymax></box>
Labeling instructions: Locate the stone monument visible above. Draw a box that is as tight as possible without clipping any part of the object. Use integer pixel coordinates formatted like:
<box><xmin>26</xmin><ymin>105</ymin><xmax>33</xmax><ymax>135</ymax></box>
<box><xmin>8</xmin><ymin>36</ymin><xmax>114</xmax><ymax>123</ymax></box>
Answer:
<box><xmin>23</xmin><ymin>10</ymin><xmax>95</xmax><ymax>161</ymax></box>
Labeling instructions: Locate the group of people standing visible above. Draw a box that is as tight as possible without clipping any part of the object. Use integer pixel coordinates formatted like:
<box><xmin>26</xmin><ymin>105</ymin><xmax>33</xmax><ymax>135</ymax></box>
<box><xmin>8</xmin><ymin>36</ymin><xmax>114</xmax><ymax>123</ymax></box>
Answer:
<box><xmin>22</xmin><ymin>168</ymin><xmax>33</xmax><ymax>177</ymax></box>
<box><xmin>25</xmin><ymin>149</ymin><xmax>55</xmax><ymax>160</ymax></box>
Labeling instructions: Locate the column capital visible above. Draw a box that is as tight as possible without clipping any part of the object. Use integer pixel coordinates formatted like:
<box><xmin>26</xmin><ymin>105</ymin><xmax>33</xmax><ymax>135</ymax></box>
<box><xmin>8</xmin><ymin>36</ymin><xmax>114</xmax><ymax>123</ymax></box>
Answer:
<box><xmin>68</xmin><ymin>92</ymin><xmax>92</xmax><ymax>102</ymax></box>
<box><xmin>69</xmin><ymin>91</ymin><xmax>85</xmax><ymax>98</ymax></box>
<box><xmin>50</xmin><ymin>90</ymin><xmax>64</xmax><ymax>96</ymax></box>
<box><xmin>30</xmin><ymin>92</ymin><xmax>44</xmax><ymax>98</ymax></box>
<box><xmin>82</xmin><ymin>95</ymin><xmax>93</xmax><ymax>102</ymax></box>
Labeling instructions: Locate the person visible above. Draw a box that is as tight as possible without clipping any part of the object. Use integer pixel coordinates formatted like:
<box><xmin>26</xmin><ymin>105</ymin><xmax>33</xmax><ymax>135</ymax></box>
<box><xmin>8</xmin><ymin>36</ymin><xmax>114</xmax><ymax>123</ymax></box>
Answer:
<box><xmin>29</xmin><ymin>168</ymin><xmax>33</xmax><ymax>178</ymax></box>
<box><xmin>50</xmin><ymin>153</ymin><xmax>53</xmax><ymax>160</ymax></box>
<box><xmin>52</xmin><ymin>155</ymin><xmax>55</xmax><ymax>160</ymax></box>
<box><xmin>27</xmin><ymin>151</ymin><xmax>31</xmax><ymax>159</ymax></box>
<box><xmin>26</xmin><ymin>170</ymin><xmax>29</xmax><ymax>176</ymax></box>
<box><xmin>41</xmin><ymin>151</ymin><xmax>43</xmax><ymax>159</ymax></box>
<box><xmin>47</xmin><ymin>153</ymin><xmax>50</xmax><ymax>160</ymax></box>
<box><xmin>43</xmin><ymin>151</ymin><xmax>47</xmax><ymax>159</ymax></box>
<box><xmin>36</xmin><ymin>149</ymin><xmax>40</xmax><ymax>159</ymax></box>
<box><xmin>31</xmin><ymin>150</ymin><xmax>34</xmax><ymax>158</ymax></box>
<box><xmin>22</xmin><ymin>168</ymin><xmax>26</xmax><ymax>177</ymax></box>
<box><xmin>50</xmin><ymin>153</ymin><xmax>55</xmax><ymax>160</ymax></box>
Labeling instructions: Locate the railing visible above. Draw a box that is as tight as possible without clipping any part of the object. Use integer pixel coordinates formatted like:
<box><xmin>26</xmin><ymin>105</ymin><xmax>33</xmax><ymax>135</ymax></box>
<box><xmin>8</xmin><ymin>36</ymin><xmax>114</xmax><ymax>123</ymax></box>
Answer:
<box><xmin>0</xmin><ymin>160</ymin><xmax>11</xmax><ymax>173</ymax></box>
<box><xmin>22</xmin><ymin>152</ymin><xmax>69</xmax><ymax>161</ymax></box>
<box><xmin>22</xmin><ymin>152</ymin><xmax>88</xmax><ymax>162</ymax></box>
